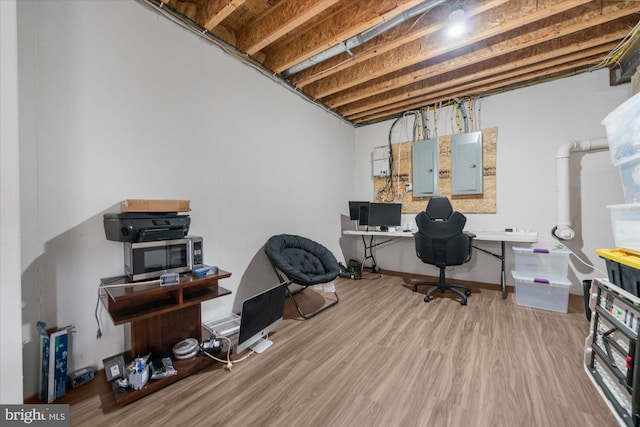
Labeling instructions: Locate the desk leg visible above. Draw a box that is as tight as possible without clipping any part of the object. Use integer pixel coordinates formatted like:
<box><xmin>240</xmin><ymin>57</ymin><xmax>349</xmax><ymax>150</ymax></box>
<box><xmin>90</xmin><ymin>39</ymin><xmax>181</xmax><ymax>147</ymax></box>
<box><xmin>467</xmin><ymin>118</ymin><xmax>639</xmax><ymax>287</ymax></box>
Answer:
<box><xmin>361</xmin><ymin>235</ymin><xmax>378</xmax><ymax>272</ymax></box>
<box><xmin>500</xmin><ymin>241</ymin><xmax>506</xmax><ymax>299</ymax></box>
<box><xmin>473</xmin><ymin>241</ymin><xmax>507</xmax><ymax>299</ymax></box>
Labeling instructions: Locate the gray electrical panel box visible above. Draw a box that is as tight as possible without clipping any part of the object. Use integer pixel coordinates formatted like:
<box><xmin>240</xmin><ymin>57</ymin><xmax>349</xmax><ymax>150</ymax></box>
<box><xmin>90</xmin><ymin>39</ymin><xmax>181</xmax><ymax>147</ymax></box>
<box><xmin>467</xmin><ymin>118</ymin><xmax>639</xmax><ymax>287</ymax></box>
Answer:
<box><xmin>412</xmin><ymin>138</ymin><xmax>439</xmax><ymax>197</ymax></box>
<box><xmin>451</xmin><ymin>131</ymin><xmax>483</xmax><ymax>195</ymax></box>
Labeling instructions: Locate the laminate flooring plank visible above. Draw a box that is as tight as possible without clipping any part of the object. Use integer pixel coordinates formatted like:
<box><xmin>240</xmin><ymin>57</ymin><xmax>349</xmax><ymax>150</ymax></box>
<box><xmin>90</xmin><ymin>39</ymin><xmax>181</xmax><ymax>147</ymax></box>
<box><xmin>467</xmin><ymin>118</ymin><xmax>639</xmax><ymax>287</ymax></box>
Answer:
<box><xmin>62</xmin><ymin>275</ymin><xmax>617</xmax><ymax>426</ymax></box>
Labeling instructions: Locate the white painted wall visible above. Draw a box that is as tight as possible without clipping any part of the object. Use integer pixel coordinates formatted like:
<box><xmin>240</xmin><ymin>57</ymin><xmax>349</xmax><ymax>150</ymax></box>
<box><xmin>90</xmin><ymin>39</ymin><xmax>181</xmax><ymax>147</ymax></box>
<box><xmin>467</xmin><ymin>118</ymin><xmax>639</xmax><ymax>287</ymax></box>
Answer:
<box><xmin>0</xmin><ymin>0</ymin><xmax>24</xmax><ymax>403</ymax></box>
<box><xmin>351</xmin><ymin>70</ymin><xmax>630</xmax><ymax>293</ymax></box>
<box><xmin>15</xmin><ymin>0</ymin><xmax>355</xmax><ymax>399</ymax></box>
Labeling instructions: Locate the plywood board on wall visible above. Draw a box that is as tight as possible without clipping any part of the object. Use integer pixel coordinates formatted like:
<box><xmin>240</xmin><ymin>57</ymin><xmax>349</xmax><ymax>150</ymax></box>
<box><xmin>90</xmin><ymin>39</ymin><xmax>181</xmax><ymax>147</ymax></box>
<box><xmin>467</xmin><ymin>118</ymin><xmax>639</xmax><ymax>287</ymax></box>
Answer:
<box><xmin>374</xmin><ymin>127</ymin><xmax>497</xmax><ymax>214</ymax></box>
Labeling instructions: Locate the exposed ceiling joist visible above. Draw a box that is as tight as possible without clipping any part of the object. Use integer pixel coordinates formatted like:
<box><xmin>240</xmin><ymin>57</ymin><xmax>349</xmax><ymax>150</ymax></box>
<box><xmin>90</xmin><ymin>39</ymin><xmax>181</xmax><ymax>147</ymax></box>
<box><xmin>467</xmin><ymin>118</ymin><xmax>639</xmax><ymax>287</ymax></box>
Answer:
<box><xmin>145</xmin><ymin>0</ymin><xmax>640</xmax><ymax>126</ymax></box>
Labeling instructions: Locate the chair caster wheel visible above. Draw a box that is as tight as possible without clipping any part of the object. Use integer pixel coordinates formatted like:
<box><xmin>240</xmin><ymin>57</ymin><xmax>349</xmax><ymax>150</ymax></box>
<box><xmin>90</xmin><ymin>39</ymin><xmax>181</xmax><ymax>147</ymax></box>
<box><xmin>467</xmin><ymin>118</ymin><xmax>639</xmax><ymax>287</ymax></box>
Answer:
<box><xmin>464</xmin><ymin>290</ymin><xmax>471</xmax><ymax>296</ymax></box>
<box><xmin>424</xmin><ymin>296</ymin><xmax>431</xmax><ymax>302</ymax></box>
<box><xmin>461</xmin><ymin>299</ymin><xmax>467</xmax><ymax>305</ymax></box>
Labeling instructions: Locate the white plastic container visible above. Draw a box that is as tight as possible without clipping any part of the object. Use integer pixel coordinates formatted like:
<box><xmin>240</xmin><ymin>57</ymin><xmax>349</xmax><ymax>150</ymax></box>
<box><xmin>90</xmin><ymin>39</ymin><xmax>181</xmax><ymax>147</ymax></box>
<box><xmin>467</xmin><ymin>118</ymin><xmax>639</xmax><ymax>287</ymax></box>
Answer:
<box><xmin>512</xmin><ymin>272</ymin><xmax>571</xmax><ymax>313</ymax></box>
<box><xmin>608</xmin><ymin>203</ymin><xmax>640</xmax><ymax>255</ymax></box>
<box><xmin>512</xmin><ymin>245</ymin><xmax>570</xmax><ymax>280</ymax></box>
<box><xmin>619</xmin><ymin>154</ymin><xmax>640</xmax><ymax>204</ymax></box>
<box><xmin>602</xmin><ymin>92</ymin><xmax>640</xmax><ymax>165</ymax></box>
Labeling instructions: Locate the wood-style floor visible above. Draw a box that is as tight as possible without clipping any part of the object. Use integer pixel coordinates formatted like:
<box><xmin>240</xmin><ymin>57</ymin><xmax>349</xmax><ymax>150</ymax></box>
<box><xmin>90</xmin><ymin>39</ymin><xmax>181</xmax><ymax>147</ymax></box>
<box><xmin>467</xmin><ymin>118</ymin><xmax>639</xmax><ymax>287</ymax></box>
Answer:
<box><xmin>60</xmin><ymin>274</ymin><xmax>617</xmax><ymax>426</ymax></box>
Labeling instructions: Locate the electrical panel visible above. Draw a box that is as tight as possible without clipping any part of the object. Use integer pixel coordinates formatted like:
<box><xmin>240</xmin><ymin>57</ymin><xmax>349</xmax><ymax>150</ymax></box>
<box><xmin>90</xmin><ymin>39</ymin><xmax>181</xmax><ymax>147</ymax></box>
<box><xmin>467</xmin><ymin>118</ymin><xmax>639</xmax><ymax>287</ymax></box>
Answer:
<box><xmin>585</xmin><ymin>278</ymin><xmax>640</xmax><ymax>426</ymax></box>
<box><xmin>372</xmin><ymin>147</ymin><xmax>390</xmax><ymax>177</ymax></box>
<box><xmin>451</xmin><ymin>131</ymin><xmax>483</xmax><ymax>195</ymax></box>
<box><xmin>412</xmin><ymin>138</ymin><xmax>438</xmax><ymax>197</ymax></box>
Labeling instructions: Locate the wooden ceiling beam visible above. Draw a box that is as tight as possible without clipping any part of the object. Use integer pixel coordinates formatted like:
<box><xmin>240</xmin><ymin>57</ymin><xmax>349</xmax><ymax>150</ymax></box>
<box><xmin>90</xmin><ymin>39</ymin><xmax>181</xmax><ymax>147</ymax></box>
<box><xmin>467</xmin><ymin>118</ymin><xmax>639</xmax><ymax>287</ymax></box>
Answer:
<box><xmin>325</xmin><ymin>10</ymin><xmax>640</xmax><ymax>109</ymax></box>
<box><xmin>307</xmin><ymin>0</ymin><xmax>624</xmax><ymax>100</ymax></box>
<box><xmin>338</xmin><ymin>25</ymin><xmax>629</xmax><ymax>117</ymax></box>
<box><xmin>349</xmin><ymin>56</ymin><xmax>603</xmax><ymax>124</ymax></box>
<box><xmin>341</xmin><ymin>41</ymin><xmax>617</xmax><ymax>118</ymax></box>
<box><xmin>289</xmin><ymin>0</ymin><xmax>510</xmax><ymax>88</ymax></box>
<box><xmin>236</xmin><ymin>0</ymin><xmax>339</xmax><ymax>56</ymax></box>
<box><xmin>261</xmin><ymin>0</ymin><xmax>425</xmax><ymax>73</ymax></box>
<box><xmin>195</xmin><ymin>0</ymin><xmax>248</xmax><ymax>31</ymax></box>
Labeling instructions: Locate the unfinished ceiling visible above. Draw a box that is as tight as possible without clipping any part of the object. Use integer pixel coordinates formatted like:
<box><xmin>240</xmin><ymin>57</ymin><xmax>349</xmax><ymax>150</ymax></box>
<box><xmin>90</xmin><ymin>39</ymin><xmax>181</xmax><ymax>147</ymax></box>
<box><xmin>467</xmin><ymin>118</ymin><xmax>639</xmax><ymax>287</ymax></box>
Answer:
<box><xmin>146</xmin><ymin>0</ymin><xmax>640</xmax><ymax>126</ymax></box>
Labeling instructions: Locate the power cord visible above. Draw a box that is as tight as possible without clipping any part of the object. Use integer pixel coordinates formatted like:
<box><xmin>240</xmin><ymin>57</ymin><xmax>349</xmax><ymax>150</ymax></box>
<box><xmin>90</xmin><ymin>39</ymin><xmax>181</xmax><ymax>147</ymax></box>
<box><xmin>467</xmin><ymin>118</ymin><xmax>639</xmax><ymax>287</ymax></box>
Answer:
<box><xmin>201</xmin><ymin>335</ymin><xmax>256</xmax><ymax>371</ymax></box>
<box><xmin>554</xmin><ymin>242</ymin><xmax>607</xmax><ymax>277</ymax></box>
<box><xmin>95</xmin><ymin>277</ymin><xmax>163</xmax><ymax>340</ymax></box>
<box><xmin>95</xmin><ymin>288</ymin><xmax>102</xmax><ymax>339</ymax></box>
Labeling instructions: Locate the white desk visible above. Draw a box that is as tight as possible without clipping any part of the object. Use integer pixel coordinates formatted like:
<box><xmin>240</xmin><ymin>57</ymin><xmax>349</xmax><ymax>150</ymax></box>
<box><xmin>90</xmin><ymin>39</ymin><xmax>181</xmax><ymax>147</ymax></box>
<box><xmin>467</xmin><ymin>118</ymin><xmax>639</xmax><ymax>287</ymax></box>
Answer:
<box><xmin>343</xmin><ymin>229</ymin><xmax>538</xmax><ymax>299</ymax></box>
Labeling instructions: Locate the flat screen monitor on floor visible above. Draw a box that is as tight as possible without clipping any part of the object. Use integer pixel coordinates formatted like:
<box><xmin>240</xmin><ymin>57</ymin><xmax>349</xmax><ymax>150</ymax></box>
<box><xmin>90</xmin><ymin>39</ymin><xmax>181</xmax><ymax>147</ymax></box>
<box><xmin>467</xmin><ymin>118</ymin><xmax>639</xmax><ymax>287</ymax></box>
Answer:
<box><xmin>236</xmin><ymin>282</ymin><xmax>287</xmax><ymax>354</ymax></box>
<box><xmin>368</xmin><ymin>203</ymin><xmax>402</xmax><ymax>230</ymax></box>
<box><xmin>348</xmin><ymin>201</ymin><xmax>370</xmax><ymax>221</ymax></box>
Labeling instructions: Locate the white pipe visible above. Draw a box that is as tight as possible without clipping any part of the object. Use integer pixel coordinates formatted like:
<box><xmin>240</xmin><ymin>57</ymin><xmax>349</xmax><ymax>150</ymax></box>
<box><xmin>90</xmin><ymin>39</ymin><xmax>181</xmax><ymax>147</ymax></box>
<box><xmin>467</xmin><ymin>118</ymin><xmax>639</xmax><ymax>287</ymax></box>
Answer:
<box><xmin>554</xmin><ymin>138</ymin><xmax>609</xmax><ymax>240</ymax></box>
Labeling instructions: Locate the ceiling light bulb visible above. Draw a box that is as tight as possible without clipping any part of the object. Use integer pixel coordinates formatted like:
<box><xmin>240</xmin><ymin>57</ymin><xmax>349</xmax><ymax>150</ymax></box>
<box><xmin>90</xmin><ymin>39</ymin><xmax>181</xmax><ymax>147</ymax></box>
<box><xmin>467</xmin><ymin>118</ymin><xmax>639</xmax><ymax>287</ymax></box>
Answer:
<box><xmin>448</xmin><ymin>7</ymin><xmax>465</xmax><ymax>22</ymax></box>
<box><xmin>448</xmin><ymin>23</ymin><xmax>465</xmax><ymax>37</ymax></box>
<box><xmin>447</xmin><ymin>5</ymin><xmax>466</xmax><ymax>37</ymax></box>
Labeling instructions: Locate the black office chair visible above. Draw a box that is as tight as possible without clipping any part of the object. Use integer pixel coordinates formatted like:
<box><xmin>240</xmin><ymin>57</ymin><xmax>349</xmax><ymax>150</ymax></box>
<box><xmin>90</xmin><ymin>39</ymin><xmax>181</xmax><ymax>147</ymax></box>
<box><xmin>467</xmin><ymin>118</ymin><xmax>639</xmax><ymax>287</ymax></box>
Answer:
<box><xmin>412</xmin><ymin>196</ymin><xmax>475</xmax><ymax>305</ymax></box>
<box><xmin>265</xmin><ymin>234</ymin><xmax>340</xmax><ymax>319</ymax></box>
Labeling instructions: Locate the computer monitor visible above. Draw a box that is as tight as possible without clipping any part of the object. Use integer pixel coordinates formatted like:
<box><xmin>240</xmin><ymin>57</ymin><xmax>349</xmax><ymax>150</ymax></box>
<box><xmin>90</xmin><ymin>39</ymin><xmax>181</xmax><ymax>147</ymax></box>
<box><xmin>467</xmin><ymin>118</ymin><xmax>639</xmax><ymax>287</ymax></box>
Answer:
<box><xmin>236</xmin><ymin>282</ymin><xmax>287</xmax><ymax>354</ymax></box>
<box><xmin>348</xmin><ymin>201</ymin><xmax>370</xmax><ymax>221</ymax></box>
<box><xmin>358</xmin><ymin>204</ymin><xmax>370</xmax><ymax>226</ymax></box>
<box><xmin>368</xmin><ymin>203</ymin><xmax>402</xmax><ymax>230</ymax></box>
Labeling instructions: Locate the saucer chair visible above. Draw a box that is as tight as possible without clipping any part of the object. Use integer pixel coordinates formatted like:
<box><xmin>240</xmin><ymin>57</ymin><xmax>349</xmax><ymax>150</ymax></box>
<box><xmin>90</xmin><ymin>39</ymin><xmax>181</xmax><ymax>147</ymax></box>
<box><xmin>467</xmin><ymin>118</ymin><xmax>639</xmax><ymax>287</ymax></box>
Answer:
<box><xmin>265</xmin><ymin>234</ymin><xmax>340</xmax><ymax>319</ymax></box>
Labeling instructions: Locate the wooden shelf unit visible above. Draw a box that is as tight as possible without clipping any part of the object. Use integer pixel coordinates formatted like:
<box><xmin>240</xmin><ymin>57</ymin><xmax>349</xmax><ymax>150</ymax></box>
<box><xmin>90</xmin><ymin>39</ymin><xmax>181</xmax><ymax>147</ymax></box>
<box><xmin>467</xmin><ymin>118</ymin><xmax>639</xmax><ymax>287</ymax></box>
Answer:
<box><xmin>99</xmin><ymin>270</ymin><xmax>232</xmax><ymax>406</ymax></box>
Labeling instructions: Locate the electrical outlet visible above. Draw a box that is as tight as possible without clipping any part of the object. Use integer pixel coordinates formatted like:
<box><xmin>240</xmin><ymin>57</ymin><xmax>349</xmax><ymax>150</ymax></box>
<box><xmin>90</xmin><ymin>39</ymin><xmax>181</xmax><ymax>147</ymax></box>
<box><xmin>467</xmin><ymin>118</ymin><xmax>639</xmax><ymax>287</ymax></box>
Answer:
<box><xmin>405</xmin><ymin>182</ymin><xmax>412</xmax><ymax>192</ymax></box>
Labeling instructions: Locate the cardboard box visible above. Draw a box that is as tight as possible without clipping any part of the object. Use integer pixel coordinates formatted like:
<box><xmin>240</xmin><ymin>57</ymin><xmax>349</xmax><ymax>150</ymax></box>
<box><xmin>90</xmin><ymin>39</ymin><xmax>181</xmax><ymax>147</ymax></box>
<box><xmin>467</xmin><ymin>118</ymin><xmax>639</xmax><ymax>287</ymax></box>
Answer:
<box><xmin>120</xmin><ymin>199</ymin><xmax>190</xmax><ymax>213</ymax></box>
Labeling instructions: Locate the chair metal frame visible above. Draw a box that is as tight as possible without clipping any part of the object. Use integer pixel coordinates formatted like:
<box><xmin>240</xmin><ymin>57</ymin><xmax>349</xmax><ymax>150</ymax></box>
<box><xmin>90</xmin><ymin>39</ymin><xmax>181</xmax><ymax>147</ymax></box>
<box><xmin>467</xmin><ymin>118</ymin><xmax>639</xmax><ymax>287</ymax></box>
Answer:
<box><xmin>271</xmin><ymin>266</ymin><xmax>339</xmax><ymax>319</ymax></box>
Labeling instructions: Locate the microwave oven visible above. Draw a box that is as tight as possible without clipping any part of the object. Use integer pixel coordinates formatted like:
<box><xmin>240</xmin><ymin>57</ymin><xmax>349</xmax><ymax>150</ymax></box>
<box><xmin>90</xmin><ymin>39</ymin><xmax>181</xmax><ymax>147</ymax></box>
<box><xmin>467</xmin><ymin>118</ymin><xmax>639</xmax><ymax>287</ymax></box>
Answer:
<box><xmin>124</xmin><ymin>236</ymin><xmax>204</xmax><ymax>281</ymax></box>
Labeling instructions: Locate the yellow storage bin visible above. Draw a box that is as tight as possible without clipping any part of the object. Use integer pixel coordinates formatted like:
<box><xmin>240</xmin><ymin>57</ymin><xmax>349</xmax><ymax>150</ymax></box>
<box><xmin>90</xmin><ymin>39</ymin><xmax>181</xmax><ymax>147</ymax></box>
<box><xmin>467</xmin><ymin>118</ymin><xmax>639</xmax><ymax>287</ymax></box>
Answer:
<box><xmin>597</xmin><ymin>248</ymin><xmax>640</xmax><ymax>297</ymax></box>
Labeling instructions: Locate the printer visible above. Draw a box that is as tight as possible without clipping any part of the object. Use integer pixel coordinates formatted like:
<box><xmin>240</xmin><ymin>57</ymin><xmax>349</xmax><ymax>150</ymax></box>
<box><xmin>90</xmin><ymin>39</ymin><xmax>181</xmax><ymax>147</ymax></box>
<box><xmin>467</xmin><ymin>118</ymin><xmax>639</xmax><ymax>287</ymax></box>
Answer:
<box><xmin>103</xmin><ymin>212</ymin><xmax>190</xmax><ymax>243</ymax></box>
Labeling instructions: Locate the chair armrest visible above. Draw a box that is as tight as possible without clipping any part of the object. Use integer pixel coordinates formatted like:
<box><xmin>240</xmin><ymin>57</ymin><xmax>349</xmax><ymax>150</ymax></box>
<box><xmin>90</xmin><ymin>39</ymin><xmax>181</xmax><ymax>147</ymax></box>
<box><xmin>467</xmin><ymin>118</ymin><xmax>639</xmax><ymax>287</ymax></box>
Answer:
<box><xmin>464</xmin><ymin>232</ymin><xmax>475</xmax><ymax>262</ymax></box>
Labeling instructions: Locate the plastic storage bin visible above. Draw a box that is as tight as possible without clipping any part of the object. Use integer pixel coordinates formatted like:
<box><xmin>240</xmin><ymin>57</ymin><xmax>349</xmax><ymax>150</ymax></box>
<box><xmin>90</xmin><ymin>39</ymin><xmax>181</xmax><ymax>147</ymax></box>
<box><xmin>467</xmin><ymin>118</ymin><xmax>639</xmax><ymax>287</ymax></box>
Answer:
<box><xmin>512</xmin><ymin>245</ymin><xmax>570</xmax><ymax>280</ymax></box>
<box><xmin>607</xmin><ymin>203</ymin><xmax>640</xmax><ymax>255</ymax></box>
<box><xmin>602</xmin><ymin>92</ymin><xmax>640</xmax><ymax>165</ymax></box>
<box><xmin>596</xmin><ymin>248</ymin><xmax>640</xmax><ymax>297</ymax></box>
<box><xmin>512</xmin><ymin>272</ymin><xmax>571</xmax><ymax>313</ymax></box>
<box><xmin>619</xmin><ymin>154</ymin><xmax>640</xmax><ymax>203</ymax></box>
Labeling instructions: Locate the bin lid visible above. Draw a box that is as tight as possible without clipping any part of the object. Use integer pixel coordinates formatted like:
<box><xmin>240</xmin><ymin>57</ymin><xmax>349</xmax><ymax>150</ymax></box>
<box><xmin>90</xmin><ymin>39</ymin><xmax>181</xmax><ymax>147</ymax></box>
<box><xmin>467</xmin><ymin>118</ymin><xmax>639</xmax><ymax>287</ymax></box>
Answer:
<box><xmin>512</xmin><ymin>244</ymin><xmax>570</xmax><ymax>254</ymax></box>
<box><xmin>511</xmin><ymin>272</ymin><xmax>572</xmax><ymax>287</ymax></box>
<box><xmin>596</xmin><ymin>248</ymin><xmax>640</xmax><ymax>270</ymax></box>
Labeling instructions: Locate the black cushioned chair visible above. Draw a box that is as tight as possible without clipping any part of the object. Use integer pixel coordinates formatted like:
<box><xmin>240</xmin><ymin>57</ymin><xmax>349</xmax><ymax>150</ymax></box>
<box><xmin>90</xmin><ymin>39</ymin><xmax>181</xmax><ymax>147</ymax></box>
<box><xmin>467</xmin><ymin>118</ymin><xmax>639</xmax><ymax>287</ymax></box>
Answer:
<box><xmin>265</xmin><ymin>234</ymin><xmax>340</xmax><ymax>319</ymax></box>
<box><xmin>413</xmin><ymin>196</ymin><xmax>475</xmax><ymax>305</ymax></box>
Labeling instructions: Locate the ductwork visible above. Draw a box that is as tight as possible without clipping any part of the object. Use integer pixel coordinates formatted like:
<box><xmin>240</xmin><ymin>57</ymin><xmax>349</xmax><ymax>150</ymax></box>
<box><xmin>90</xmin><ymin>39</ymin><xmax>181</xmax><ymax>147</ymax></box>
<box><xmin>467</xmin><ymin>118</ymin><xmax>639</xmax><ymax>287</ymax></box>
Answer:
<box><xmin>280</xmin><ymin>0</ymin><xmax>447</xmax><ymax>78</ymax></box>
<box><xmin>554</xmin><ymin>138</ymin><xmax>609</xmax><ymax>240</ymax></box>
